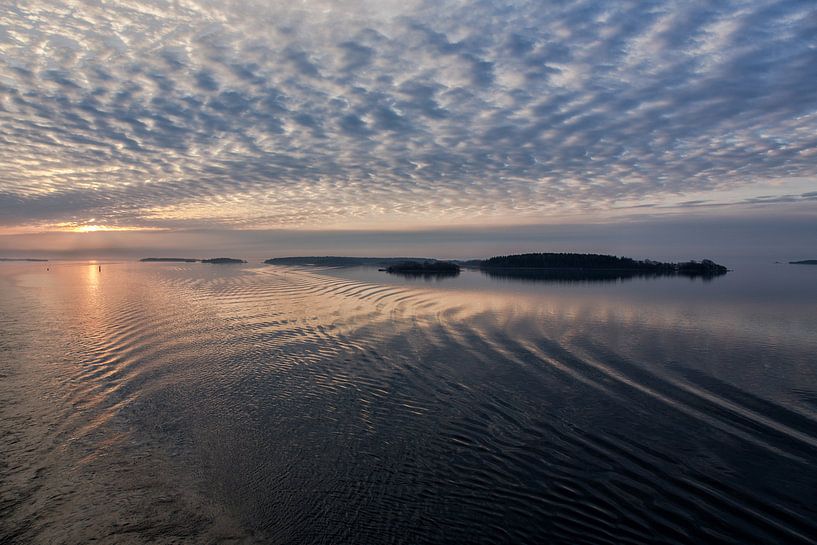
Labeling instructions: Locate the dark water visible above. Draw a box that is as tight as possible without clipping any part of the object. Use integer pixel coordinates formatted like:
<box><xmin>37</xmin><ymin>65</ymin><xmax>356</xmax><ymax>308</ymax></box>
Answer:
<box><xmin>1</xmin><ymin>261</ymin><xmax>816</xmax><ymax>544</ymax></box>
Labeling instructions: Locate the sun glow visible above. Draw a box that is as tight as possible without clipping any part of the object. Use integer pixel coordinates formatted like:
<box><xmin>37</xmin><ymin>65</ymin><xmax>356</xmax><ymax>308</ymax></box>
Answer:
<box><xmin>65</xmin><ymin>224</ymin><xmax>166</xmax><ymax>233</ymax></box>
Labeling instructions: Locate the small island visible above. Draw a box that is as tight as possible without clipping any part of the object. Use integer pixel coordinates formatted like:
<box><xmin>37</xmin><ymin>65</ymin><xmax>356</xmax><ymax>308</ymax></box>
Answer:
<box><xmin>385</xmin><ymin>260</ymin><xmax>460</xmax><ymax>276</ymax></box>
<box><xmin>0</xmin><ymin>258</ymin><xmax>48</xmax><ymax>262</ymax></box>
<box><xmin>140</xmin><ymin>257</ymin><xmax>200</xmax><ymax>262</ymax></box>
<box><xmin>789</xmin><ymin>260</ymin><xmax>817</xmax><ymax>265</ymax></box>
<box><xmin>201</xmin><ymin>257</ymin><xmax>247</xmax><ymax>264</ymax></box>
<box><xmin>479</xmin><ymin>253</ymin><xmax>727</xmax><ymax>276</ymax></box>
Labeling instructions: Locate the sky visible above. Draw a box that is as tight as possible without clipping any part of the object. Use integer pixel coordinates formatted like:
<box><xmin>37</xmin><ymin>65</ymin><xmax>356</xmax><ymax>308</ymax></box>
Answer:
<box><xmin>0</xmin><ymin>0</ymin><xmax>816</xmax><ymax>260</ymax></box>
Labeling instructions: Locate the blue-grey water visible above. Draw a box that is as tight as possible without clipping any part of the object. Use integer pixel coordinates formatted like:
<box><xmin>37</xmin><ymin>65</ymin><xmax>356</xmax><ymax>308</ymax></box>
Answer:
<box><xmin>1</xmin><ymin>261</ymin><xmax>816</xmax><ymax>544</ymax></box>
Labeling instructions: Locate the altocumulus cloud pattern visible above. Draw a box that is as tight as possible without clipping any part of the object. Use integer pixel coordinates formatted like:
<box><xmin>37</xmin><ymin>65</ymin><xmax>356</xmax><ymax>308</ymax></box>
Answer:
<box><xmin>0</xmin><ymin>0</ymin><xmax>816</xmax><ymax>231</ymax></box>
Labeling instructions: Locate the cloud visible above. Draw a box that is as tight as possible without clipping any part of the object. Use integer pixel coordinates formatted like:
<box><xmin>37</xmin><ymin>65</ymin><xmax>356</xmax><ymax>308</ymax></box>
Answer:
<box><xmin>0</xmin><ymin>0</ymin><xmax>815</xmax><ymax>232</ymax></box>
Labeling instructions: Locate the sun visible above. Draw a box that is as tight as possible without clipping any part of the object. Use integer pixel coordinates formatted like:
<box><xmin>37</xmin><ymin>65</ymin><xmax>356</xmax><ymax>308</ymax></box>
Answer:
<box><xmin>74</xmin><ymin>225</ymin><xmax>105</xmax><ymax>233</ymax></box>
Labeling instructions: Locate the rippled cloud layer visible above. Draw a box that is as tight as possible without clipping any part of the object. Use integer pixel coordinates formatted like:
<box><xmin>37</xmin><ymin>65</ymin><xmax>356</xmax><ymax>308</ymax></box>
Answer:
<box><xmin>1</xmin><ymin>0</ymin><xmax>815</xmax><ymax>231</ymax></box>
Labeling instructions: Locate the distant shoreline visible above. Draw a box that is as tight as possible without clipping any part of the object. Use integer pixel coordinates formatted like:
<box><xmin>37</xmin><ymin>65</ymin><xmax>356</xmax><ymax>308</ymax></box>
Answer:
<box><xmin>479</xmin><ymin>253</ymin><xmax>728</xmax><ymax>275</ymax></box>
<box><xmin>262</xmin><ymin>253</ymin><xmax>729</xmax><ymax>276</ymax></box>
<box><xmin>201</xmin><ymin>258</ymin><xmax>247</xmax><ymax>264</ymax></box>
<box><xmin>140</xmin><ymin>257</ymin><xmax>199</xmax><ymax>262</ymax></box>
<box><xmin>139</xmin><ymin>257</ymin><xmax>247</xmax><ymax>263</ymax></box>
<box><xmin>264</xmin><ymin>256</ymin><xmax>436</xmax><ymax>267</ymax></box>
<box><xmin>384</xmin><ymin>261</ymin><xmax>460</xmax><ymax>276</ymax></box>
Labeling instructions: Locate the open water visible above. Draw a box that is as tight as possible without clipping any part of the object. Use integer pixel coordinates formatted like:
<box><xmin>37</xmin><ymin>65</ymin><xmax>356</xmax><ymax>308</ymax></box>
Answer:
<box><xmin>1</xmin><ymin>261</ymin><xmax>815</xmax><ymax>544</ymax></box>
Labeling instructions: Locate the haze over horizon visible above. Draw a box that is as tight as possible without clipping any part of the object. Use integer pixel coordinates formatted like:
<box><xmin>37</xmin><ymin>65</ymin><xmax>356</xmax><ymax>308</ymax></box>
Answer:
<box><xmin>1</xmin><ymin>0</ymin><xmax>816</xmax><ymax>258</ymax></box>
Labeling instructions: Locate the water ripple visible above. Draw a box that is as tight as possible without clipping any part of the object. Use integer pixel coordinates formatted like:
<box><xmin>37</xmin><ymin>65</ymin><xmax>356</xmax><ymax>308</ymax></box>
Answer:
<box><xmin>1</xmin><ymin>263</ymin><xmax>815</xmax><ymax>544</ymax></box>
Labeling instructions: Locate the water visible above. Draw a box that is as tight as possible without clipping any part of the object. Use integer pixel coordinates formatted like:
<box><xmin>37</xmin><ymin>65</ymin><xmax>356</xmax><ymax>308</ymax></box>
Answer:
<box><xmin>1</xmin><ymin>261</ymin><xmax>816</xmax><ymax>544</ymax></box>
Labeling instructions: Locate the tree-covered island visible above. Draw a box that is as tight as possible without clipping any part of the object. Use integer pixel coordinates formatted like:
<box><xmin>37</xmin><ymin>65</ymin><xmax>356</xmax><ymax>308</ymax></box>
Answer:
<box><xmin>140</xmin><ymin>257</ymin><xmax>200</xmax><ymax>262</ymax></box>
<box><xmin>385</xmin><ymin>261</ymin><xmax>461</xmax><ymax>275</ymax></box>
<box><xmin>479</xmin><ymin>253</ymin><xmax>727</xmax><ymax>275</ymax></box>
<box><xmin>201</xmin><ymin>257</ymin><xmax>247</xmax><ymax>264</ymax></box>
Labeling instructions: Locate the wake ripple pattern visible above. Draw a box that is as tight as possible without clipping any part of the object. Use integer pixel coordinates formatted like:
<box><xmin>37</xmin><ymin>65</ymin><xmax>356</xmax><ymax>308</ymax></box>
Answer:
<box><xmin>1</xmin><ymin>262</ymin><xmax>815</xmax><ymax>545</ymax></box>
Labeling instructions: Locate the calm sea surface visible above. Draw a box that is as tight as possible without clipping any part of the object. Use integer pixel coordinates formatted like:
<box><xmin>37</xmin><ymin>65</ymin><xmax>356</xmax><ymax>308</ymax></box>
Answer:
<box><xmin>1</xmin><ymin>261</ymin><xmax>816</xmax><ymax>544</ymax></box>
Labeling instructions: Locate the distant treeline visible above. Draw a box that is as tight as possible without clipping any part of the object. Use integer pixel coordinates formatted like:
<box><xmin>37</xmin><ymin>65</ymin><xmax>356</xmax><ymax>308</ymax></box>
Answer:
<box><xmin>0</xmin><ymin>258</ymin><xmax>48</xmax><ymax>262</ymax></box>
<box><xmin>140</xmin><ymin>257</ymin><xmax>199</xmax><ymax>262</ymax></box>
<box><xmin>789</xmin><ymin>260</ymin><xmax>817</xmax><ymax>265</ymax></box>
<box><xmin>479</xmin><ymin>253</ymin><xmax>727</xmax><ymax>274</ymax></box>
<box><xmin>261</xmin><ymin>253</ymin><xmax>728</xmax><ymax>277</ymax></box>
<box><xmin>481</xmin><ymin>268</ymin><xmax>723</xmax><ymax>283</ymax></box>
<box><xmin>140</xmin><ymin>257</ymin><xmax>246</xmax><ymax>263</ymax></box>
<box><xmin>202</xmin><ymin>258</ymin><xmax>246</xmax><ymax>264</ymax></box>
<box><xmin>264</xmin><ymin>256</ymin><xmax>437</xmax><ymax>267</ymax></box>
